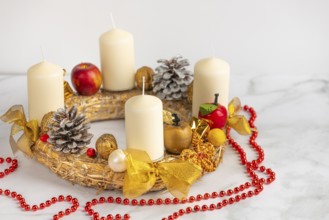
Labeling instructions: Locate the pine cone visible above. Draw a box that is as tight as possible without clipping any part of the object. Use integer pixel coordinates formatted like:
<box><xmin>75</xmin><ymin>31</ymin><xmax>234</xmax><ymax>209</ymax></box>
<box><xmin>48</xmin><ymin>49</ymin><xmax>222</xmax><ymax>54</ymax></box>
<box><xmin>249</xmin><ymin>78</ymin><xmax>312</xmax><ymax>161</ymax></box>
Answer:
<box><xmin>47</xmin><ymin>106</ymin><xmax>93</xmax><ymax>154</ymax></box>
<box><xmin>152</xmin><ymin>56</ymin><xmax>193</xmax><ymax>100</ymax></box>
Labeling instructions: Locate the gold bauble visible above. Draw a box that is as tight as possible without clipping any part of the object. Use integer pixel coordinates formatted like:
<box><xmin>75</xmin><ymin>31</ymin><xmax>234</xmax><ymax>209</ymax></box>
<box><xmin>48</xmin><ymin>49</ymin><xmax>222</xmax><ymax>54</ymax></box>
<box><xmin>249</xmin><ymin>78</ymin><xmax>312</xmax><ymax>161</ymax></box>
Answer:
<box><xmin>96</xmin><ymin>134</ymin><xmax>118</xmax><ymax>160</ymax></box>
<box><xmin>187</xmin><ymin>83</ymin><xmax>193</xmax><ymax>104</ymax></box>
<box><xmin>164</xmin><ymin>122</ymin><xmax>193</xmax><ymax>154</ymax></box>
<box><xmin>40</xmin><ymin>111</ymin><xmax>55</xmax><ymax>135</ymax></box>
<box><xmin>135</xmin><ymin>66</ymin><xmax>154</xmax><ymax>90</ymax></box>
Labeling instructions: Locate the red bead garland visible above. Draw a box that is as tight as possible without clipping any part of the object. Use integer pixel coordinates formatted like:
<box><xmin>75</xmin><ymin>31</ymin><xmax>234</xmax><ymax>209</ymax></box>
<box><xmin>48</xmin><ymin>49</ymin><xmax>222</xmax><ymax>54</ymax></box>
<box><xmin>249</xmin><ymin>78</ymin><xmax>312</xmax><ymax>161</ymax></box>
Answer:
<box><xmin>0</xmin><ymin>157</ymin><xmax>17</xmax><ymax>178</ymax></box>
<box><xmin>81</xmin><ymin>105</ymin><xmax>276</xmax><ymax>219</ymax></box>
<box><xmin>0</xmin><ymin>104</ymin><xmax>275</xmax><ymax>219</ymax></box>
<box><xmin>0</xmin><ymin>156</ymin><xmax>79</xmax><ymax>219</ymax></box>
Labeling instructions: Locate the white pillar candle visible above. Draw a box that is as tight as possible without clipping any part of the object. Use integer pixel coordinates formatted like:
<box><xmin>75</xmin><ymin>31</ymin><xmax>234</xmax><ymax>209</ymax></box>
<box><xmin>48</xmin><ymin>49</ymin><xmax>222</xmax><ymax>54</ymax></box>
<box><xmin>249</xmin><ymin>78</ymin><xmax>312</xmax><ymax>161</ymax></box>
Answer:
<box><xmin>99</xmin><ymin>28</ymin><xmax>135</xmax><ymax>91</ymax></box>
<box><xmin>27</xmin><ymin>60</ymin><xmax>64</xmax><ymax>124</ymax></box>
<box><xmin>125</xmin><ymin>93</ymin><xmax>164</xmax><ymax>161</ymax></box>
<box><xmin>192</xmin><ymin>57</ymin><xmax>230</xmax><ymax>117</ymax></box>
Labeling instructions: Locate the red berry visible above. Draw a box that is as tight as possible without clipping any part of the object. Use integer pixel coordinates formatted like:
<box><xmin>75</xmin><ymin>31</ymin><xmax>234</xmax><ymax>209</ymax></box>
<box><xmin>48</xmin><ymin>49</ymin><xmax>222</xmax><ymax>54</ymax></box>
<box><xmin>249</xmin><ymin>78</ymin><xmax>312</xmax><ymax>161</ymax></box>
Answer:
<box><xmin>87</xmin><ymin>148</ymin><xmax>96</xmax><ymax>158</ymax></box>
<box><xmin>40</xmin><ymin>134</ymin><xmax>49</xmax><ymax>142</ymax></box>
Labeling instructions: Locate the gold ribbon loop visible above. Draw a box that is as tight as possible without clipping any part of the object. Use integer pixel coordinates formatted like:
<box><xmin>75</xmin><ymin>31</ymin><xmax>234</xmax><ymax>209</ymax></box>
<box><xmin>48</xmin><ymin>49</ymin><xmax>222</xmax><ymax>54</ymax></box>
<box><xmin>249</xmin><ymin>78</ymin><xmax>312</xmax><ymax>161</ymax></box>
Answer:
<box><xmin>227</xmin><ymin>97</ymin><xmax>252</xmax><ymax>135</ymax></box>
<box><xmin>0</xmin><ymin>105</ymin><xmax>39</xmax><ymax>157</ymax></box>
<box><xmin>64</xmin><ymin>81</ymin><xmax>76</xmax><ymax>100</ymax></box>
<box><xmin>123</xmin><ymin>149</ymin><xmax>202</xmax><ymax>199</ymax></box>
<box><xmin>190</xmin><ymin>117</ymin><xmax>211</xmax><ymax>138</ymax></box>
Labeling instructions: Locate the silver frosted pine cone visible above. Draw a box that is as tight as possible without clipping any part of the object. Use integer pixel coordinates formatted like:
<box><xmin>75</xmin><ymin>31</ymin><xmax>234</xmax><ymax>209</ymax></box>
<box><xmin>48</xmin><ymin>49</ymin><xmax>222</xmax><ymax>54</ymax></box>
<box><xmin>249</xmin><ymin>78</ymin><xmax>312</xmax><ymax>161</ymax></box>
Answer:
<box><xmin>47</xmin><ymin>106</ymin><xmax>93</xmax><ymax>154</ymax></box>
<box><xmin>152</xmin><ymin>55</ymin><xmax>193</xmax><ymax>100</ymax></box>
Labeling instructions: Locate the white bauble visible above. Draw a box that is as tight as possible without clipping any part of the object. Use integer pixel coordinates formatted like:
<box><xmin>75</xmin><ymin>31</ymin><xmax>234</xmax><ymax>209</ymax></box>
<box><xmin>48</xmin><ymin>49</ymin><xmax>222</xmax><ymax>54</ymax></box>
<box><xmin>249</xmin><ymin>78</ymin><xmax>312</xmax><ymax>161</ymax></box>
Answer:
<box><xmin>108</xmin><ymin>149</ymin><xmax>127</xmax><ymax>172</ymax></box>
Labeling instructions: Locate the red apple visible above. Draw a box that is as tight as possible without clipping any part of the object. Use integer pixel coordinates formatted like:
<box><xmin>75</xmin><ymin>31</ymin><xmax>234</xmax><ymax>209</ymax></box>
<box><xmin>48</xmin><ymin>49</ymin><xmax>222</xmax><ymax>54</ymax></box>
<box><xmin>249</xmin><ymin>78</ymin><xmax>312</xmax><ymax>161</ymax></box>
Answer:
<box><xmin>71</xmin><ymin>63</ymin><xmax>102</xmax><ymax>96</ymax></box>
<box><xmin>198</xmin><ymin>93</ymin><xmax>228</xmax><ymax>129</ymax></box>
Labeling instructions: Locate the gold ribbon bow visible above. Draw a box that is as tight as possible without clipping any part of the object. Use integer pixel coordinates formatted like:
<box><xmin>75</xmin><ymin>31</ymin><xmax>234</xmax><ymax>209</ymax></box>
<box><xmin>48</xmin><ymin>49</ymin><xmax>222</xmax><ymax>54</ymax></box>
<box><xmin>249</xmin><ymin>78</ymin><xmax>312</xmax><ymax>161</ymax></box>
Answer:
<box><xmin>0</xmin><ymin>105</ymin><xmax>39</xmax><ymax>157</ymax></box>
<box><xmin>227</xmin><ymin>97</ymin><xmax>252</xmax><ymax>135</ymax></box>
<box><xmin>123</xmin><ymin>149</ymin><xmax>202</xmax><ymax>199</ymax></box>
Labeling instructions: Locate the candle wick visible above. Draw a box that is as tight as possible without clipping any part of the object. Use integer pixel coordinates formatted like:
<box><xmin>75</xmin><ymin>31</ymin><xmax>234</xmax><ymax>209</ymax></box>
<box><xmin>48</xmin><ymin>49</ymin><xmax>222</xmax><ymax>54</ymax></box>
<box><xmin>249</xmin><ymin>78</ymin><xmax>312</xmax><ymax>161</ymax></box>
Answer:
<box><xmin>110</xmin><ymin>12</ymin><xmax>116</xmax><ymax>29</ymax></box>
<box><xmin>40</xmin><ymin>46</ymin><xmax>45</xmax><ymax>61</ymax></box>
<box><xmin>210</xmin><ymin>40</ymin><xmax>215</xmax><ymax>58</ymax></box>
<box><xmin>142</xmin><ymin>76</ymin><xmax>145</xmax><ymax>96</ymax></box>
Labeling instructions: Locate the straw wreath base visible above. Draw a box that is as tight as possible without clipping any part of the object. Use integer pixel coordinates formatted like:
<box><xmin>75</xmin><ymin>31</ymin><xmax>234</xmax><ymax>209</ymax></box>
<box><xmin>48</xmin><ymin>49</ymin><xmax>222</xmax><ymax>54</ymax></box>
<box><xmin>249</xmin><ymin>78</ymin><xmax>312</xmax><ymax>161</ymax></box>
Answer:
<box><xmin>31</xmin><ymin>89</ymin><xmax>225</xmax><ymax>192</ymax></box>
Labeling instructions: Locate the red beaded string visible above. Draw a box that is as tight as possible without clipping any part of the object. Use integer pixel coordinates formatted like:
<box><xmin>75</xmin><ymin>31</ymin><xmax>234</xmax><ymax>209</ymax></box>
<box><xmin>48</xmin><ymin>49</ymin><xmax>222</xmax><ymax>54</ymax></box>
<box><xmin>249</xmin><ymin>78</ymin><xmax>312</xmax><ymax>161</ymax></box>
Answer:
<box><xmin>83</xmin><ymin>105</ymin><xmax>276</xmax><ymax>220</ymax></box>
<box><xmin>0</xmin><ymin>157</ymin><xmax>79</xmax><ymax>219</ymax></box>
<box><xmin>0</xmin><ymin>104</ymin><xmax>276</xmax><ymax>220</ymax></box>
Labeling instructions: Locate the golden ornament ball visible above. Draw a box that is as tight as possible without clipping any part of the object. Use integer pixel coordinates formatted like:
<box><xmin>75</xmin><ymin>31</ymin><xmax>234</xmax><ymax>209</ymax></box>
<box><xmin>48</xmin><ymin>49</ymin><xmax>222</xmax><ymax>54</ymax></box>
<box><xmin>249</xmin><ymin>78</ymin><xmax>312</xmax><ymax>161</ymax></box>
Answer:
<box><xmin>187</xmin><ymin>83</ymin><xmax>193</xmax><ymax>104</ymax></box>
<box><xmin>164</xmin><ymin>121</ymin><xmax>193</xmax><ymax>154</ymax></box>
<box><xmin>135</xmin><ymin>66</ymin><xmax>154</xmax><ymax>90</ymax></box>
<box><xmin>40</xmin><ymin>111</ymin><xmax>55</xmax><ymax>135</ymax></box>
<box><xmin>95</xmin><ymin>134</ymin><xmax>118</xmax><ymax>160</ymax></box>
<box><xmin>207</xmin><ymin>128</ymin><xmax>226</xmax><ymax>146</ymax></box>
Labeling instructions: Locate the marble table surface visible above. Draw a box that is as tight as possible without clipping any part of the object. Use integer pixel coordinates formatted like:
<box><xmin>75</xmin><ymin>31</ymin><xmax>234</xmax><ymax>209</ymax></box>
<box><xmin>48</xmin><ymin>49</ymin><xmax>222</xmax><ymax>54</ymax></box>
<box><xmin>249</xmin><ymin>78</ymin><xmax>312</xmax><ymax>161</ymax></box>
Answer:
<box><xmin>0</xmin><ymin>73</ymin><xmax>328</xmax><ymax>220</ymax></box>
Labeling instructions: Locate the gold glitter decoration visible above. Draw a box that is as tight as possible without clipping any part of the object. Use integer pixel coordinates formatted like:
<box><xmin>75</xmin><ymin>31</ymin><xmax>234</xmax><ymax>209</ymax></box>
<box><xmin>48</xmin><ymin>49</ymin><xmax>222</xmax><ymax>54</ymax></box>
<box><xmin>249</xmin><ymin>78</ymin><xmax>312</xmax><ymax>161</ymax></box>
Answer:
<box><xmin>180</xmin><ymin>120</ymin><xmax>226</xmax><ymax>172</ymax></box>
<box><xmin>163</xmin><ymin>110</ymin><xmax>174</xmax><ymax>125</ymax></box>
<box><xmin>40</xmin><ymin>111</ymin><xmax>55</xmax><ymax>135</ymax></box>
<box><xmin>96</xmin><ymin>134</ymin><xmax>118</xmax><ymax>160</ymax></box>
<box><xmin>135</xmin><ymin>66</ymin><xmax>154</xmax><ymax>90</ymax></box>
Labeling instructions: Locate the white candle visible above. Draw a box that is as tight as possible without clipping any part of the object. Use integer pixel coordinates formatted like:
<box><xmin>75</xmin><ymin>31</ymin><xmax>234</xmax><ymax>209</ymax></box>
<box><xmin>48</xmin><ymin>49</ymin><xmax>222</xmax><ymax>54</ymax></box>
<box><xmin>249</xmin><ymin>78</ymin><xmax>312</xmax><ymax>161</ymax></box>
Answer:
<box><xmin>99</xmin><ymin>27</ymin><xmax>135</xmax><ymax>91</ymax></box>
<box><xmin>192</xmin><ymin>57</ymin><xmax>230</xmax><ymax>117</ymax></box>
<box><xmin>27</xmin><ymin>60</ymin><xmax>64</xmax><ymax>124</ymax></box>
<box><xmin>125</xmin><ymin>87</ymin><xmax>164</xmax><ymax>161</ymax></box>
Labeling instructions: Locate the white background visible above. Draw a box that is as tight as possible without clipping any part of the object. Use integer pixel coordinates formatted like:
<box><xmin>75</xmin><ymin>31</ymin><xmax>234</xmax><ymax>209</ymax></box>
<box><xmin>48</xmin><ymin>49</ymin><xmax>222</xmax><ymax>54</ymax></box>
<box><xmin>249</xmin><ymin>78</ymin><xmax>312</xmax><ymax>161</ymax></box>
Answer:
<box><xmin>0</xmin><ymin>0</ymin><xmax>328</xmax><ymax>76</ymax></box>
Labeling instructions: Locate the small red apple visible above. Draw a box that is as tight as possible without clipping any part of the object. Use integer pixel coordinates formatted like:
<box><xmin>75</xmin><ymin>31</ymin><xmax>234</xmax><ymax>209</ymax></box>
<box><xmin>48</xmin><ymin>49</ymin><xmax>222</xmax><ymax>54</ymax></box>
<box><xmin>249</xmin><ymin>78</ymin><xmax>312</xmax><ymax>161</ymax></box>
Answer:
<box><xmin>198</xmin><ymin>93</ymin><xmax>228</xmax><ymax>129</ymax></box>
<box><xmin>71</xmin><ymin>63</ymin><xmax>102</xmax><ymax>96</ymax></box>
